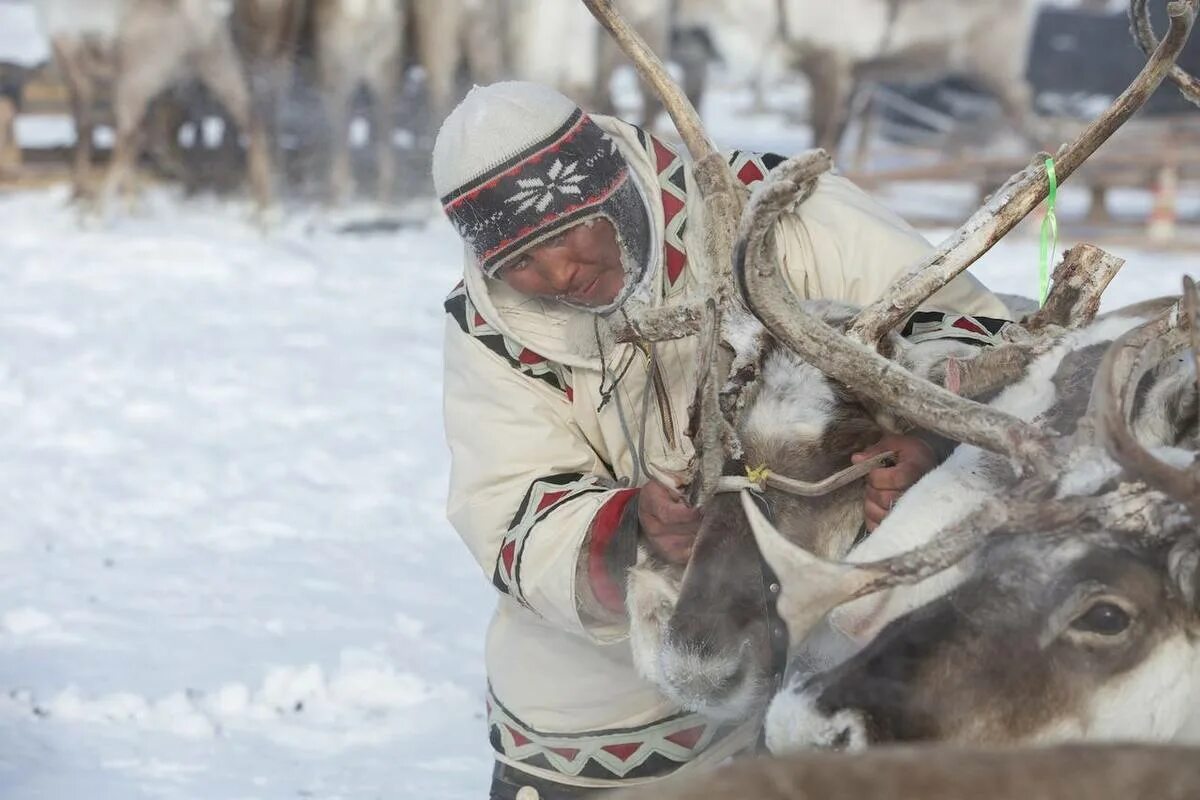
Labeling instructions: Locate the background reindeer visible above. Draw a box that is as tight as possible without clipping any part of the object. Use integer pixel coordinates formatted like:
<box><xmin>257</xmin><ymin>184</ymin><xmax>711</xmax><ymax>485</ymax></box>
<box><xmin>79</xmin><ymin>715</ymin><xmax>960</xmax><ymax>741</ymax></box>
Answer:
<box><xmin>36</xmin><ymin>0</ymin><xmax>272</xmax><ymax>209</ymax></box>
<box><xmin>0</xmin><ymin>61</ymin><xmax>27</xmax><ymax>178</ymax></box>
<box><xmin>230</xmin><ymin>0</ymin><xmax>307</xmax><ymax>182</ymax></box>
<box><xmin>312</xmin><ymin>0</ymin><xmax>404</xmax><ymax>204</ymax></box>
<box><xmin>35</xmin><ymin>0</ymin><xmax>125</xmax><ymax>198</ymax></box>
<box><xmin>408</xmin><ymin>0</ymin><xmax>505</xmax><ymax>136</ymax></box>
<box><xmin>507</xmin><ymin>0</ymin><xmax>701</xmax><ymax>127</ymax></box>
<box><xmin>674</xmin><ymin>0</ymin><xmax>1043</xmax><ymax>156</ymax></box>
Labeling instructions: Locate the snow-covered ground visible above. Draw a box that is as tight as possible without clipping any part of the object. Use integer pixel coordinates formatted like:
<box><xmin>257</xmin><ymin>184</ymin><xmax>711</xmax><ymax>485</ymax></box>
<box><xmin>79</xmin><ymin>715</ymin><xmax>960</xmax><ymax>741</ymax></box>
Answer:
<box><xmin>0</xmin><ymin>189</ymin><xmax>495</xmax><ymax>799</ymax></box>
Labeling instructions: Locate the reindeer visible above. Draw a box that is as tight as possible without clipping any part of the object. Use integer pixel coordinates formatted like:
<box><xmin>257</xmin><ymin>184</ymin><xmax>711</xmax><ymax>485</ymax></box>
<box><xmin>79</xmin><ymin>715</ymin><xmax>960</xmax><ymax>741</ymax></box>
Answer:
<box><xmin>105</xmin><ymin>0</ymin><xmax>272</xmax><ymax>209</ymax></box>
<box><xmin>0</xmin><ymin>62</ymin><xmax>27</xmax><ymax>179</ymax></box>
<box><xmin>36</xmin><ymin>0</ymin><xmax>272</xmax><ymax>209</ymax></box>
<box><xmin>230</xmin><ymin>0</ymin><xmax>307</xmax><ymax>177</ymax></box>
<box><xmin>35</xmin><ymin>0</ymin><xmax>125</xmax><ymax>197</ymax></box>
<box><xmin>580</xmin><ymin>0</ymin><xmax>1200</xmax><ymax>735</ymax></box>
<box><xmin>625</xmin><ymin>307</ymin><xmax>979</xmax><ymax>720</ymax></box>
<box><xmin>593</xmin><ymin>0</ymin><xmax>673</xmax><ymax>125</ymax></box>
<box><xmin>612</xmin><ymin>743</ymin><xmax>1200</xmax><ymax>800</ymax></box>
<box><xmin>408</xmin><ymin>0</ymin><xmax>505</xmax><ymax>133</ymax></box>
<box><xmin>674</xmin><ymin>0</ymin><xmax>1042</xmax><ymax>156</ymax></box>
<box><xmin>508</xmin><ymin>0</ymin><xmax>700</xmax><ymax>128</ymax></box>
<box><xmin>312</xmin><ymin>0</ymin><xmax>404</xmax><ymax>204</ymax></box>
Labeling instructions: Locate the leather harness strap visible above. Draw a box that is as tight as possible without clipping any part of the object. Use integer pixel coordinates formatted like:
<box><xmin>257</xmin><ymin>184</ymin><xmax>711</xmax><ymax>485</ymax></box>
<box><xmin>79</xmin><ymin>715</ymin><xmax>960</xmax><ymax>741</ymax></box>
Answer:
<box><xmin>745</xmin><ymin>489</ymin><xmax>790</xmax><ymax>710</ymax></box>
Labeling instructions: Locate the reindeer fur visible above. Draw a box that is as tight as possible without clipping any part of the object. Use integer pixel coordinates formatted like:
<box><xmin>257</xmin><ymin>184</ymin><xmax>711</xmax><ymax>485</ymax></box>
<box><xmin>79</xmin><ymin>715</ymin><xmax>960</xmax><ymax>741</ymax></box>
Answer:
<box><xmin>611</xmin><ymin>744</ymin><xmax>1200</xmax><ymax>800</ymax></box>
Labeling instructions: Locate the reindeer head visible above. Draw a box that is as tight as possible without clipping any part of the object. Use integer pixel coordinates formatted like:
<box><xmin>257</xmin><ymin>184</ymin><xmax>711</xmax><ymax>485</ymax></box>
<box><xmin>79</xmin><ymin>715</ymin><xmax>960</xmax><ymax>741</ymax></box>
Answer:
<box><xmin>772</xmin><ymin>509</ymin><xmax>1200</xmax><ymax>750</ymax></box>
<box><xmin>652</xmin><ymin>332</ymin><xmax>887</xmax><ymax>718</ymax></box>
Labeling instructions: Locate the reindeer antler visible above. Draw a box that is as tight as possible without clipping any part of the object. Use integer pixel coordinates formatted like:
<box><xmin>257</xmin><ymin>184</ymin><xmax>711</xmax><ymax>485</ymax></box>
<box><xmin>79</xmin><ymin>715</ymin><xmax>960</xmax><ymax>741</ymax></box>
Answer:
<box><xmin>581</xmin><ymin>0</ymin><xmax>755</xmax><ymax>506</ymax></box>
<box><xmin>1093</xmin><ymin>285</ymin><xmax>1200</xmax><ymax>517</ymax></box>
<box><xmin>1185</xmin><ymin>275</ymin><xmax>1200</xmax><ymax>407</ymax></box>
<box><xmin>1131</xmin><ymin>0</ymin><xmax>1200</xmax><ymax>106</ymax></box>
<box><xmin>736</xmin><ymin>154</ymin><xmax>1059</xmax><ymax>475</ymax></box>
<box><xmin>1023</xmin><ymin>245</ymin><xmax>1127</xmax><ymax>331</ymax></box>
<box><xmin>742</xmin><ymin>491</ymin><xmax>1024</xmax><ymax>641</ymax></box>
<box><xmin>845</xmin><ymin>0</ymin><xmax>1199</xmax><ymax>349</ymax></box>
<box><xmin>580</xmin><ymin>0</ymin><xmax>712</xmax><ymax>162</ymax></box>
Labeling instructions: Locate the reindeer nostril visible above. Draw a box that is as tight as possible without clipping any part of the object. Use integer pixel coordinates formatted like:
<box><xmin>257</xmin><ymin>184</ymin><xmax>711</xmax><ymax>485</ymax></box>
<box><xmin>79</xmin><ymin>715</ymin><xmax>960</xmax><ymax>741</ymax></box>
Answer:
<box><xmin>831</xmin><ymin>727</ymin><xmax>853</xmax><ymax>750</ymax></box>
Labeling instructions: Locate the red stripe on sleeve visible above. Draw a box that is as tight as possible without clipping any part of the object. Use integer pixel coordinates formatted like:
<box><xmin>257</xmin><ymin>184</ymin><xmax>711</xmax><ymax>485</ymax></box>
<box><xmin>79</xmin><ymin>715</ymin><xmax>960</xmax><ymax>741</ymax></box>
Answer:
<box><xmin>587</xmin><ymin>488</ymin><xmax>639</xmax><ymax>614</ymax></box>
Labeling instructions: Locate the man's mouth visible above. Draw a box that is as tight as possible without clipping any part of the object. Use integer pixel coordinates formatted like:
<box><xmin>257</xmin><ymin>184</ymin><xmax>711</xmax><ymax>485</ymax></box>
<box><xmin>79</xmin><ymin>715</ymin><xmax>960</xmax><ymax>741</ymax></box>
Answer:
<box><xmin>568</xmin><ymin>275</ymin><xmax>602</xmax><ymax>304</ymax></box>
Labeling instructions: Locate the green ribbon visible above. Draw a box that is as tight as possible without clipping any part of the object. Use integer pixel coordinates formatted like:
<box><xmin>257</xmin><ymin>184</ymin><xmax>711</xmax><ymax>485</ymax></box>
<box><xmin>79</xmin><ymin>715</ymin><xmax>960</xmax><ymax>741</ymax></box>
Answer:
<box><xmin>1039</xmin><ymin>157</ymin><xmax>1058</xmax><ymax>306</ymax></box>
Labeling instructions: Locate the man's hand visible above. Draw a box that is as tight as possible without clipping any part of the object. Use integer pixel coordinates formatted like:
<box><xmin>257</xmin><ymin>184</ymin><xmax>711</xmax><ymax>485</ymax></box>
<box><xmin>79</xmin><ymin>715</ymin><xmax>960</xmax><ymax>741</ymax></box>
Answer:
<box><xmin>638</xmin><ymin>479</ymin><xmax>702</xmax><ymax>565</ymax></box>
<box><xmin>852</xmin><ymin>434</ymin><xmax>938</xmax><ymax>533</ymax></box>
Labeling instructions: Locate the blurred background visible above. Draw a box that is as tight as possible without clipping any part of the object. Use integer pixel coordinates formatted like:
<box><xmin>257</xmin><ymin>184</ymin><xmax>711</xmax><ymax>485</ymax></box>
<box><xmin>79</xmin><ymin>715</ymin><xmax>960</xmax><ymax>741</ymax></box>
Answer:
<box><xmin>0</xmin><ymin>2</ymin><xmax>1196</xmax><ymax>799</ymax></box>
<box><xmin>1</xmin><ymin>0</ymin><xmax>1199</xmax><ymax>237</ymax></box>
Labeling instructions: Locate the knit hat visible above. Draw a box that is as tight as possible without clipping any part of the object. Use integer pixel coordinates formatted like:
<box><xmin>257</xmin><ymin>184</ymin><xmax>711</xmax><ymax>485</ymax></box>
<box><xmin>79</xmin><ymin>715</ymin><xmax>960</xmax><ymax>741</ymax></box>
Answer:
<box><xmin>433</xmin><ymin>81</ymin><xmax>651</xmax><ymax>297</ymax></box>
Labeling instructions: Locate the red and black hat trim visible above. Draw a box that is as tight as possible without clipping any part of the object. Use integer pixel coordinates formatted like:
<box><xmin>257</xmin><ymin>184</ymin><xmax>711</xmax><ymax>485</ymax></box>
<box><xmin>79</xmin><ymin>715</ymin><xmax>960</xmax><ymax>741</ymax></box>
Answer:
<box><xmin>440</xmin><ymin>109</ymin><xmax>631</xmax><ymax>275</ymax></box>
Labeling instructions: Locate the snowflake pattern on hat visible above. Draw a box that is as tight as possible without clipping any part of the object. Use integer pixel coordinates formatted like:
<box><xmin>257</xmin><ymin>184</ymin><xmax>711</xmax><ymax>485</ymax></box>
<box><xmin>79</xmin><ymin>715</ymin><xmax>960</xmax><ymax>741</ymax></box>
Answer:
<box><xmin>507</xmin><ymin>159</ymin><xmax>588</xmax><ymax>214</ymax></box>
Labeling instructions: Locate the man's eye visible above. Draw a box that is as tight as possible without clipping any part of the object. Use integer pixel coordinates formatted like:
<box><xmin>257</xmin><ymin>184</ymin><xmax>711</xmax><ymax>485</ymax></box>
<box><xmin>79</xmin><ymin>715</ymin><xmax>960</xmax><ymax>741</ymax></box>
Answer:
<box><xmin>507</xmin><ymin>257</ymin><xmax>530</xmax><ymax>273</ymax></box>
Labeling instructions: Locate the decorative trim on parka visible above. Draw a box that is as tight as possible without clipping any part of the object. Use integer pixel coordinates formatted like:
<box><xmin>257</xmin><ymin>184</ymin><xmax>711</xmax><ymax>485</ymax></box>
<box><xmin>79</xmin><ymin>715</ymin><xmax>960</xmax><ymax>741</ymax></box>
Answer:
<box><xmin>444</xmin><ymin>280</ymin><xmax>575</xmax><ymax>400</ymax></box>
<box><xmin>487</xmin><ymin>684</ymin><xmax>734</xmax><ymax>781</ymax></box>
<box><xmin>492</xmin><ymin>472</ymin><xmax>611</xmax><ymax>606</ymax></box>
<box><xmin>902</xmin><ymin>310</ymin><xmax>1012</xmax><ymax>345</ymax></box>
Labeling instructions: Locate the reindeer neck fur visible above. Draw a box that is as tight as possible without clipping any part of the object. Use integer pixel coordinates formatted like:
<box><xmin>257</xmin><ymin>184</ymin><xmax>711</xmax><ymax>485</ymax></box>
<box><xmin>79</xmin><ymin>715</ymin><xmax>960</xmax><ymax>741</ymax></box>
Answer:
<box><xmin>740</xmin><ymin>343</ymin><xmax>884</xmax><ymax>558</ymax></box>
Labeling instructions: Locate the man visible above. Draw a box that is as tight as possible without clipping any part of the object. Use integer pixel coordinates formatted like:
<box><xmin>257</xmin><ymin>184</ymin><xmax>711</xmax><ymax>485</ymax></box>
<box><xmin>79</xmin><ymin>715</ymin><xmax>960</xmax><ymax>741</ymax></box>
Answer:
<box><xmin>435</xmin><ymin>82</ymin><xmax>1011</xmax><ymax>799</ymax></box>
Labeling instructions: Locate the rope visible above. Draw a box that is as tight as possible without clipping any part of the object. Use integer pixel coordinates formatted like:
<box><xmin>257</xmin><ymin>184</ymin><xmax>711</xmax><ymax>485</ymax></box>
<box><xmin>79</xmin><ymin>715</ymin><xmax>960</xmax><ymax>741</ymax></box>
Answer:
<box><xmin>636</xmin><ymin>343</ymin><xmax>657</xmax><ymax>483</ymax></box>
<box><xmin>595</xmin><ymin>316</ymin><xmax>635</xmax><ymax>412</ymax></box>
<box><xmin>1039</xmin><ymin>156</ymin><xmax>1058</xmax><ymax>307</ymax></box>
<box><xmin>594</xmin><ymin>316</ymin><xmax>655</xmax><ymax>487</ymax></box>
<box><xmin>714</xmin><ymin>451</ymin><xmax>897</xmax><ymax>497</ymax></box>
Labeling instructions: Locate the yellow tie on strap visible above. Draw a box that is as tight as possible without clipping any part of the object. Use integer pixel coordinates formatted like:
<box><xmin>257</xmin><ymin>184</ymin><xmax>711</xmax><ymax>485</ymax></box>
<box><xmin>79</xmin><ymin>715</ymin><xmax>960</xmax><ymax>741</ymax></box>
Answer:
<box><xmin>745</xmin><ymin>464</ymin><xmax>771</xmax><ymax>487</ymax></box>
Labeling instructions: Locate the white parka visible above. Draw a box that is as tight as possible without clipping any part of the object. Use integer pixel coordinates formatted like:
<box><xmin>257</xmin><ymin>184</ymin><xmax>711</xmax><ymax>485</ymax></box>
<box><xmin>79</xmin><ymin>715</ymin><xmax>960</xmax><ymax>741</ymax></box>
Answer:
<box><xmin>442</xmin><ymin>116</ymin><xmax>1011</xmax><ymax>790</ymax></box>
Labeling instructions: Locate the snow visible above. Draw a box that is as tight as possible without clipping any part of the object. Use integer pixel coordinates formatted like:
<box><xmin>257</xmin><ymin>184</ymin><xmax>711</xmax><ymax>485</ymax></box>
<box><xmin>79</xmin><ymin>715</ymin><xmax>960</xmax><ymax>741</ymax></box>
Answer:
<box><xmin>0</xmin><ymin>187</ymin><xmax>495</xmax><ymax>799</ymax></box>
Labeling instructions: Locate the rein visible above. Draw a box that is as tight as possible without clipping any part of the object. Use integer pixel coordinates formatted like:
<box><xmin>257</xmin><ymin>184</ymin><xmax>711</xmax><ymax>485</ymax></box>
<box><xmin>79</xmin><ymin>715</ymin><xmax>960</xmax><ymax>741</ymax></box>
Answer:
<box><xmin>713</xmin><ymin>450</ymin><xmax>897</xmax><ymax>497</ymax></box>
<box><xmin>745</xmin><ymin>490</ymin><xmax>789</xmax><ymax>718</ymax></box>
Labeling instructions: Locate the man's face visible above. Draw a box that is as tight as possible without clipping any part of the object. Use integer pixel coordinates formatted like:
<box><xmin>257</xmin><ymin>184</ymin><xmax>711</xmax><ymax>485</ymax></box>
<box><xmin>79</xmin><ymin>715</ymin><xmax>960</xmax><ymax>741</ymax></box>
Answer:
<box><xmin>495</xmin><ymin>218</ymin><xmax>627</xmax><ymax>307</ymax></box>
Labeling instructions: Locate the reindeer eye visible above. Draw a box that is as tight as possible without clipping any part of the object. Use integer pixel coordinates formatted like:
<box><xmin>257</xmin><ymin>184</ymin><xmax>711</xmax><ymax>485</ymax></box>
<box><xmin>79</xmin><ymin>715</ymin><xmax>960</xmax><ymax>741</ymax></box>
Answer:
<box><xmin>1071</xmin><ymin>602</ymin><xmax>1132</xmax><ymax>636</ymax></box>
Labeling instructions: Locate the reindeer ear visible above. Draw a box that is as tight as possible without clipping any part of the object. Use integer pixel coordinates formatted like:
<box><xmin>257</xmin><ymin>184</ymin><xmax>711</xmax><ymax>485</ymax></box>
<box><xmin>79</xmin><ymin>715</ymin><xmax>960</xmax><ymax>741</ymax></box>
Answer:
<box><xmin>1131</xmin><ymin>353</ymin><xmax>1199</xmax><ymax>447</ymax></box>
<box><xmin>1169</xmin><ymin>536</ymin><xmax>1200</xmax><ymax>611</ymax></box>
<box><xmin>740</xmin><ymin>491</ymin><xmax>877</xmax><ymax>643</ymax></box>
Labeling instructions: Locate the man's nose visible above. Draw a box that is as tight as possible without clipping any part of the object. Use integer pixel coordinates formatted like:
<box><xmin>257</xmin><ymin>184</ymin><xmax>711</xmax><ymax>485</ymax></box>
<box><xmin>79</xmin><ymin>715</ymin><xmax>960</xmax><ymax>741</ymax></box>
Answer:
<box><xmin>541</xmin><ymin>256</ymin><xmax>577</xmax><ymax>293</ymax></box>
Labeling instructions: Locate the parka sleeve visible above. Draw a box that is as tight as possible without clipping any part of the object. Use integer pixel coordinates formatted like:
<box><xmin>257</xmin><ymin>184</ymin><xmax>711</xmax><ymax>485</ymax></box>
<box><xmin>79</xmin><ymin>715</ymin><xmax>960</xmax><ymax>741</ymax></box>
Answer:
<box><xmin>442</xmin><ymin>317</ymin><xmax>636</xmax><ymax>644</ymax></box>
